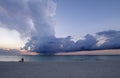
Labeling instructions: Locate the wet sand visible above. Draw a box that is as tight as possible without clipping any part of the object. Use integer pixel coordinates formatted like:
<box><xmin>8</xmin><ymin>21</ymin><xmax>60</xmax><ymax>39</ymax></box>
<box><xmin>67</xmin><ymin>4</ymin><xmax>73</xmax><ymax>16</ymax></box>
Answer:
<box><xmin>0</xmin><ymin>61</ymin><xmax>120</xmax><ymax>78</ymax></box>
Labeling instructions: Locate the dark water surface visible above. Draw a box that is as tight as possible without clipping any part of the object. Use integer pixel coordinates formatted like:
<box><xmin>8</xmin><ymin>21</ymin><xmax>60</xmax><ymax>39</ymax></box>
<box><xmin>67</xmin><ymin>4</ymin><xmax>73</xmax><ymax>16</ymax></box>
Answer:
<box><xmin>0</xmin><ymin>55</ymin><xmax>120</xmax><ymax>62</ymax></box>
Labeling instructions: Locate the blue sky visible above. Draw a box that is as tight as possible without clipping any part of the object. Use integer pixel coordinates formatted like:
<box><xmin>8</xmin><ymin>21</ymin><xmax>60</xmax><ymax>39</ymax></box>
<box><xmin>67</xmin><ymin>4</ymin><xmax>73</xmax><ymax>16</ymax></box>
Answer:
<box><xmin>55</xmin><ymin>0</ymin><xmax>120</xmax><ymax>37</ymax></box>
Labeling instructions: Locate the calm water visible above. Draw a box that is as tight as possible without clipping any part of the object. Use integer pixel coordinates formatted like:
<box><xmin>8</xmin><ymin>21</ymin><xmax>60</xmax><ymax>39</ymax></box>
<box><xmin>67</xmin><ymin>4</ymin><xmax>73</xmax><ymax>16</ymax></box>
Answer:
<box><xmin>0</xmin><ymin>55</ymin><xmax>120</xmax><ymax>62</ymax></box>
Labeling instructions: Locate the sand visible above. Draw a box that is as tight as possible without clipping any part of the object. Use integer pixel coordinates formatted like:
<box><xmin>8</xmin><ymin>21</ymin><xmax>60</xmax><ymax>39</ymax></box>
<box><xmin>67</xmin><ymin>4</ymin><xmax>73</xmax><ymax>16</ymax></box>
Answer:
<box><xmin>0</xmin><ymin>61</ymin><xmax>120</xmax><ymax>78</ymax></box>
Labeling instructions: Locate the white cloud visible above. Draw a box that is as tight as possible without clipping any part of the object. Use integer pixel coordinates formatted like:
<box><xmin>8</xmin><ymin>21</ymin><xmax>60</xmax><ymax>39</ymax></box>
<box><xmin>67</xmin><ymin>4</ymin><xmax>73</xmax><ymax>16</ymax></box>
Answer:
<box><xmin>0</xmin><ymin>26</ymin><xmax>25</xmax><ymax>49</ymax></box>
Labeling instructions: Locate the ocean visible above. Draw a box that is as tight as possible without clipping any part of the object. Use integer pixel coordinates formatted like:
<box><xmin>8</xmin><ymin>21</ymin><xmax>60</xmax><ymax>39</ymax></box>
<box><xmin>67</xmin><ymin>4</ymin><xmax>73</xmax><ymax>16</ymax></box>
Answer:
<box><xmin>0</xmin><ymin>55</ymin><xmax>120</xmax><ymax>62</ymax></box>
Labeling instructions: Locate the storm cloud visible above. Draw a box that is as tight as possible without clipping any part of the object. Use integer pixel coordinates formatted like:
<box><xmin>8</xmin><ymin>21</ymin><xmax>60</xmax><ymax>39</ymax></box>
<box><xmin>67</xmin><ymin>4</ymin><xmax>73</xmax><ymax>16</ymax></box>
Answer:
<box><xmin>0</xmin><ymin>0</ymin><xmax>56</xmax><ymax>37</ymax></box>
<box><xmin>24</xmin><ymin>30</ymin><xmax>120</xmax><ymax>55</ymax></box>
<box><xmin>96</xmin><ymin>30</ymin><xmax>120</xmax><ymax>49</ymax></box>
<box><xmin>0</xmin><ymin>0</ymin><xmax>120</xmax><ymax>55</ymax></box>
<box><xmin>0</xmin><ymin>0</ymin><xmax>57</xmax><ymax>54</ymax></box>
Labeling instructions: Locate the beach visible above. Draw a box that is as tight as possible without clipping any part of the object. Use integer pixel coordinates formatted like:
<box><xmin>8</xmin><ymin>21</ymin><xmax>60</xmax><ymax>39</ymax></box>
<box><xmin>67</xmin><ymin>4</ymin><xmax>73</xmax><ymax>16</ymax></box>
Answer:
<box><xmin>0</xmin><ymin>61</ymin><xmax>120</xmax><ymax>78</ymax></box>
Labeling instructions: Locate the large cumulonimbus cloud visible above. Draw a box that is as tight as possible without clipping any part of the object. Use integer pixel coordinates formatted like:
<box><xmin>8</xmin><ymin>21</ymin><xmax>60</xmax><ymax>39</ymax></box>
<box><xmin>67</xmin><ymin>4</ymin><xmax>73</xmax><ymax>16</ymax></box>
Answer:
<box><xmin>0</xmin><ymin>0</ymin><xmax>56</xmax><ymax>54</ymax></box>
<box><xmin>0</xmin><ymin>0</ymin><xmax>56</xmax><ymax>37</ymax></box>
<box><xmin>0</xmin><ymin>0</ymin><xmax>120</xmax><ymax>55</ymax></box>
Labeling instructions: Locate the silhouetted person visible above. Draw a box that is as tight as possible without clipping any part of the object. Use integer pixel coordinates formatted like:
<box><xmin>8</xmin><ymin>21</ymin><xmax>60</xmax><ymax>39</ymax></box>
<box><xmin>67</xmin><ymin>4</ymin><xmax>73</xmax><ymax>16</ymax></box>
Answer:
<box><xmin>21</xmin><ymin>58</ymin><xmax>24</xmax><ymax>62</ymax></box>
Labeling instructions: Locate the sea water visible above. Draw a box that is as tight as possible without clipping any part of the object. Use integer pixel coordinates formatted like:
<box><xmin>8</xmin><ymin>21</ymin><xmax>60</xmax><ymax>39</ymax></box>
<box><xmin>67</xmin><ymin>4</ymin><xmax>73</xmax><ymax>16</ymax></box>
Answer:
<box><xmin>0</xmin><ymin>55</ymin><xmax>120</xmax><ymax>62</ymax></box>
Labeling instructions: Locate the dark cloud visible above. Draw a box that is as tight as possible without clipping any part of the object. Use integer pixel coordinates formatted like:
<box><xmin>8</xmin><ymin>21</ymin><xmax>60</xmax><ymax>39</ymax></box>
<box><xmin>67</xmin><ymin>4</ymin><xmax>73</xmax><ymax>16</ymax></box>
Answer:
<box><xmin>96</xmin><ymin>30</ymin><xmax>120</xmax><ymax>49</ymax></box>
<box><xmin>24</xmin><ymin>30</ymin><xmax>120</xmax><ymax>55</ymax></box>
<box><xmin>74</xmin><ymin>34</ymin><xmax>97</xmax><ymax>51</ymax></box>
<box><xmin>1</xmin><ymin>30</ymin><xmax>119</xmax><ymax>55</ymax></box>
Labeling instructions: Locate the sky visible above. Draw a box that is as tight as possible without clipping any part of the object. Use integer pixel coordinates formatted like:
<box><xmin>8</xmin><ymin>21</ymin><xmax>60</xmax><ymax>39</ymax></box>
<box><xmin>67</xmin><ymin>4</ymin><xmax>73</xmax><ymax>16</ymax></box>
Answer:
<box><xmin>0</xmin><ymin>0</ymin><xmax>120</xmax><ymax>55</ymax></box>
<box><xmin>55</xmin><ymin>0</ymin><xmax>120</xmax><ymax>37</ymax></box>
